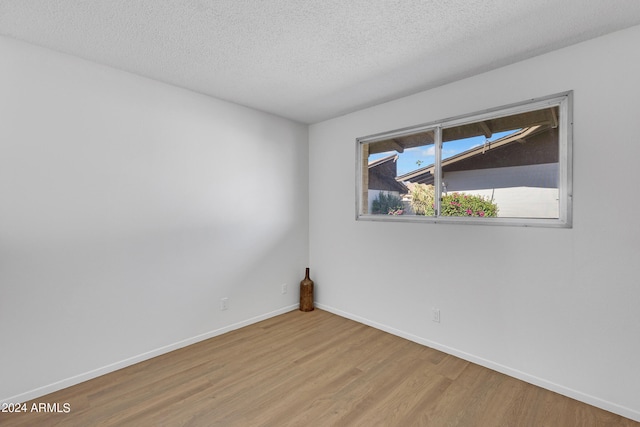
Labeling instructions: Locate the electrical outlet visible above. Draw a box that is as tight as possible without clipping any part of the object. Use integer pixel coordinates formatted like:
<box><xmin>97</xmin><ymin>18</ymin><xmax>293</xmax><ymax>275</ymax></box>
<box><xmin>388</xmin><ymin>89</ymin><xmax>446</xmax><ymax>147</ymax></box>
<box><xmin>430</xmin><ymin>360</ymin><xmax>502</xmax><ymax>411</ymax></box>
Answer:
<box><xmin>432</xmin><ymin>308</ymin><xmax>440</xmax><ymax>323</ymax></box>
<box><xmin>281</xmin><ymin>283</ymin><xmax>288</xmax><ymax>294</ymax></box>
<box><xmin>220</xmin><ymin>297</ymin><xmax>229</xmax><ymax>311</ymax></box>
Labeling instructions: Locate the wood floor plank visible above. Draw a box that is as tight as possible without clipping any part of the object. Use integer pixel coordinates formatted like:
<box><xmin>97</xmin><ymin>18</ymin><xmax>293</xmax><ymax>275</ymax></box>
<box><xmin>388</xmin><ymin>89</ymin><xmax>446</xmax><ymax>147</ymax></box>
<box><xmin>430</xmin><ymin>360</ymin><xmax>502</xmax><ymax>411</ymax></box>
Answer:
<box><xmin>1</xmin><ymin>309</ymin><xmax>637</xmax><ymax>426</ymax></box>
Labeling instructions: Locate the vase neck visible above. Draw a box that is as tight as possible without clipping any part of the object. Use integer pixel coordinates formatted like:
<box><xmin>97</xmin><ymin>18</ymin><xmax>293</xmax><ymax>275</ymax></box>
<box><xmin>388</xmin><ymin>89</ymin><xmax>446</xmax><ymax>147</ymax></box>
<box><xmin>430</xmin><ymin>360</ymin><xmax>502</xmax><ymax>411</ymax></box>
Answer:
<box><xmin>305</xmin><ymin>268</ymin><xmax>310</xmax><ymax>279</ymax></box>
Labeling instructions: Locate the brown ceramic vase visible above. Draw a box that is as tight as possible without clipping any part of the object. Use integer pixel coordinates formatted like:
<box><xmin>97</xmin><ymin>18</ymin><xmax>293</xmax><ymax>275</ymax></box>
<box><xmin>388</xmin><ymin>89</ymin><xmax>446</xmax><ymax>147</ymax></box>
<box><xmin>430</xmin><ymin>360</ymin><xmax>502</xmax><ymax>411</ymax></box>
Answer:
<box><xmin>299</xmin><ymin>268</ymin><xmax>314</xmax><ymax>312</ymax></box>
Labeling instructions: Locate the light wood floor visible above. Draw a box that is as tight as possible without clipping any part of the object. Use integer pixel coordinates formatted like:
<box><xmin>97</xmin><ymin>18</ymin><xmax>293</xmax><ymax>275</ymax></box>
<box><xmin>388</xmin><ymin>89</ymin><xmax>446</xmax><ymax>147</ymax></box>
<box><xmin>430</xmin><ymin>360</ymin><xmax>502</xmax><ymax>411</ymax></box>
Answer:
<box><xmin>1</xmin><ymin>309</ymin><xmax>637</xmax><ymax>426</ymax></box>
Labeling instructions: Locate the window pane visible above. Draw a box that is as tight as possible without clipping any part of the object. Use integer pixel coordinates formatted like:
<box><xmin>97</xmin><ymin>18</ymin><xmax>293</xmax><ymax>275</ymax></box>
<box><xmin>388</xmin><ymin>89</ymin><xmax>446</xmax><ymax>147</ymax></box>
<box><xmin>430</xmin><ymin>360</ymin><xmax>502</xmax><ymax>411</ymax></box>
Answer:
<box><xmin>438</xmin><ymin>107</ymin><xmax>560</xmax><ymax>218</ymax></box>
<box><xmin>363</xmin><ymin>128</ymin><xmax>435</xmax><ymax>216</ymax></box>
<box><xmin>357</xmin><ymin>92</ymin><xmax>571</xmax><ymax>227</ymax></box>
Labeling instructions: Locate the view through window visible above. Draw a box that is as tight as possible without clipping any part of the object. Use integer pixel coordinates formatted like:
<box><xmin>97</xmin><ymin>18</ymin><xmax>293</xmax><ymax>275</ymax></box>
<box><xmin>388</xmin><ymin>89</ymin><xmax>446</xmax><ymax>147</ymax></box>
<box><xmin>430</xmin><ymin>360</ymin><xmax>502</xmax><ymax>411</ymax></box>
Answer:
<box><xmin>357</xmin><ymin>92</ymin><xmax>572</xmax><ymax>227</ymax></box>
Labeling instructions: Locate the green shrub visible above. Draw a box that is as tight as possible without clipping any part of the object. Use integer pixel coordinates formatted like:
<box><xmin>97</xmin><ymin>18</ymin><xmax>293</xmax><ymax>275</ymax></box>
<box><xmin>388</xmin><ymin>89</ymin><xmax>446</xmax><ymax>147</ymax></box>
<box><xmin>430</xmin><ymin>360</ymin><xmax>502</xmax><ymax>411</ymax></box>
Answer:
<box><xmin>409</xmin><ymin>184</ymin><xmax>498</xmax><ymax>217</ymax></box>
<box><xmin>441</xmin><ymin>192</ymin><xmax>498</xmax><ymax>217</ymax></box>
<box><xmin>371</xmin><ymin>192</ymin><xmax>404</xmax><ymax>215</ymax></box>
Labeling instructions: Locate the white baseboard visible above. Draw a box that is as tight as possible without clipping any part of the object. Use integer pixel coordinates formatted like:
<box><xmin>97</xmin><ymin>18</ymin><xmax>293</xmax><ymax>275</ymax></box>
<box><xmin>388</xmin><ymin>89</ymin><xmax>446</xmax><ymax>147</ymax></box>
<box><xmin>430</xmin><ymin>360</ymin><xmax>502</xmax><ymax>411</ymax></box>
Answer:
<box><xmin>315</xmin><ymin>303</ymin><xmax>640</xmax><ymax>423</ymax></box>
<box><xmin>1</xmin><ymin>304</ymin><xmax>298</xmax><ymax>406</ymax></box>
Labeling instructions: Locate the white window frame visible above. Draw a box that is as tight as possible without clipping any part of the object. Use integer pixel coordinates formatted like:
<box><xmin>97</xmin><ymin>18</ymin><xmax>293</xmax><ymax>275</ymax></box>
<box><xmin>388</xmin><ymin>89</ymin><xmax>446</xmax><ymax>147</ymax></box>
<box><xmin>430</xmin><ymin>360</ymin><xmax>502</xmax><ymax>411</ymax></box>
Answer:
<box><xmin>356</xmin><ymin>91</ymin><xmax>573</xmax><ymax>228</ymax></box>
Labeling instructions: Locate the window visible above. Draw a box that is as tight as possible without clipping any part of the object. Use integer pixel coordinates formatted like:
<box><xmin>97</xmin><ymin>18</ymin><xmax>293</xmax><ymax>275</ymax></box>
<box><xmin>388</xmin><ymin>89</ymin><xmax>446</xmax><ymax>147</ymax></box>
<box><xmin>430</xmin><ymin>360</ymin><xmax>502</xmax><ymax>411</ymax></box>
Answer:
<box><xmin>357</xmin><ymin>92</ymin><xmax>572</xmax><ymax>227</ymax></box>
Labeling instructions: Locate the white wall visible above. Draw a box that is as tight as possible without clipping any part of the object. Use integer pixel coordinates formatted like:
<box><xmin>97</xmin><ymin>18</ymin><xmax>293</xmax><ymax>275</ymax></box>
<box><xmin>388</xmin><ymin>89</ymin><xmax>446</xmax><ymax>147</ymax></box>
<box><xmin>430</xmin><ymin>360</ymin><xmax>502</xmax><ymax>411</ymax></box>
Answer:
<box><xmin>445</xmin><ymin>163</ymin><xmax>560</xmax><ymax>218</ymax></box>
<box><xmin>0</xmin><ymin>36</ymin><xmax>308</xmax><ymax>403</ymax></box>
<box><xmin>309</xmin><ymin>25</ymin><xmax>640</xmax><ymax>421</ymax></box>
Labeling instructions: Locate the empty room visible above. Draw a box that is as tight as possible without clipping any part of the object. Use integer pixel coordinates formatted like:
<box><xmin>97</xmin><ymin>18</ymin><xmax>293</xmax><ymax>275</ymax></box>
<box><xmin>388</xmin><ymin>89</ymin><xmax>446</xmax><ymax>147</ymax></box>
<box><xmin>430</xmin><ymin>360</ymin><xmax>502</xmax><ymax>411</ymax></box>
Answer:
<box><xmin>1</xmin><ymin>1</ymin><xmax>640</xmax><ymax>425</ymax></box>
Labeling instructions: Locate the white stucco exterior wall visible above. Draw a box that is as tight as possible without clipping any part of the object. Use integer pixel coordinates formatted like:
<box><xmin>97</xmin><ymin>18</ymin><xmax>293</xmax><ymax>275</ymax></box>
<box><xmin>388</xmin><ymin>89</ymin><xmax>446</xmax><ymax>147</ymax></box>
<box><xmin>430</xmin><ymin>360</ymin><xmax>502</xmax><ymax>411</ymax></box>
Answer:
<box><xmin>444</xmin><ymin>163</ymin><xmax>560</xmax><ymax>218</ymax></box>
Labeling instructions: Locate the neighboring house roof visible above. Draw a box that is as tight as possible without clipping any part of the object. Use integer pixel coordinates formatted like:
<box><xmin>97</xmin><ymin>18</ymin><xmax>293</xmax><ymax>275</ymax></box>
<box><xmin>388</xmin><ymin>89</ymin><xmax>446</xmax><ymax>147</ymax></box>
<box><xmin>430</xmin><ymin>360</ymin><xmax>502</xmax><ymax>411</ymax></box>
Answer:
<box><xmin>396</xmin><ymin>125</ymin><xmax>557</xmax><ymax>185</ymax></box>
<box><xmin>368</xmin><ymin>154</ymin><xmax>398</xmax><ymax>168</ymax></box>
<box><xmin>368</xmin><ymin>154</ymin><xmax>409</xmax><ymax>193</ymax></box>
<box><xmin>368</xmin><ymin>108</ymin><xmax>558</xmax><ymax>156</ymax></box>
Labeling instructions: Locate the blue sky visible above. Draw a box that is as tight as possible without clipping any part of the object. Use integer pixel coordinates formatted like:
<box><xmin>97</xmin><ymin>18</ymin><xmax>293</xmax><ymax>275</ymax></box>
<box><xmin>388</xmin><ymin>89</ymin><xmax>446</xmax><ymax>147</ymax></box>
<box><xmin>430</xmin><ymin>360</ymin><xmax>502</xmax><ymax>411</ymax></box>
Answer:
<box><xmin>370</xmin><ymin>130</ymin><xmax>517</xmax><ymax>176</ymax></box>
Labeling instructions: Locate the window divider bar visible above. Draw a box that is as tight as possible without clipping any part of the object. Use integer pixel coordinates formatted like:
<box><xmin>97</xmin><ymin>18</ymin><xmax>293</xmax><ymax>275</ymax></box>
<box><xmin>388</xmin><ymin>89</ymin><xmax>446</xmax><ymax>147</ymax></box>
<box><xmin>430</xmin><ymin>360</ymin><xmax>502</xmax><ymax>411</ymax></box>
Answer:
<box><xmin>434</xmin><ymin>126</ymin><xmax>443</xmax><ymax>217</ymax></box>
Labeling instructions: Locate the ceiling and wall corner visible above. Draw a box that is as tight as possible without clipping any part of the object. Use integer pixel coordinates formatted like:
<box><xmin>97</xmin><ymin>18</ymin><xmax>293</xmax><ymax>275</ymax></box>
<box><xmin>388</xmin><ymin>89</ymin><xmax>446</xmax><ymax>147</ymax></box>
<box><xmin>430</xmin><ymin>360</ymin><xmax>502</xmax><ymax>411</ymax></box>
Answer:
<box><xmin>1</xmin><ymin>0</ymin><xmax>640</xmax><ymax>123</ymax></box>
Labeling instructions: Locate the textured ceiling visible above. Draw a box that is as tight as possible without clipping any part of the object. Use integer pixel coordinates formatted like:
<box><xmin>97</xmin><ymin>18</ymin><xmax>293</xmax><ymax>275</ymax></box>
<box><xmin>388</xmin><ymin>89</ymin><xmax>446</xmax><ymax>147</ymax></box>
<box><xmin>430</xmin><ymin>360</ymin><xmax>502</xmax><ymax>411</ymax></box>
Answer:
<box><xmin>2</xmin><ymin>1</ymin><xmax>640</xmax><ymax>123</ymax></box>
